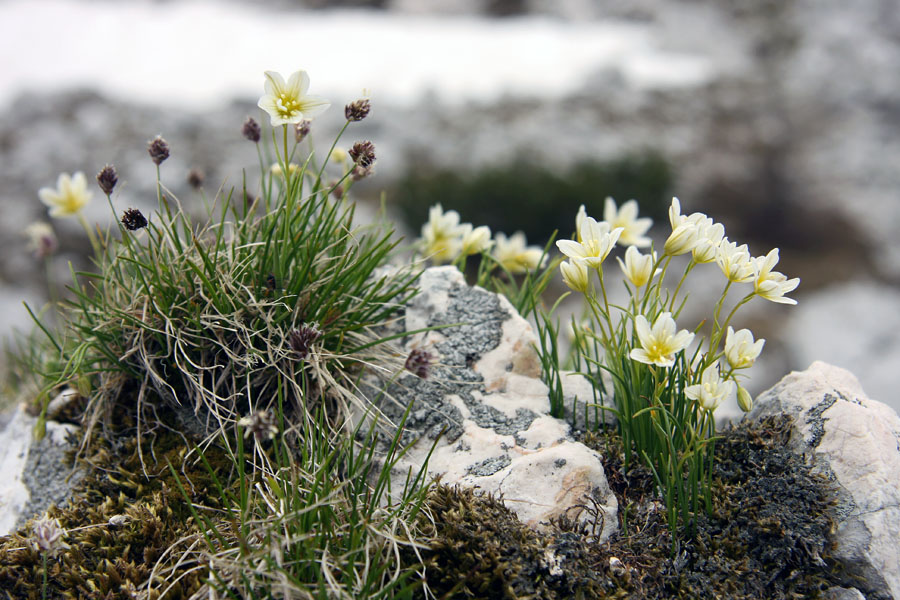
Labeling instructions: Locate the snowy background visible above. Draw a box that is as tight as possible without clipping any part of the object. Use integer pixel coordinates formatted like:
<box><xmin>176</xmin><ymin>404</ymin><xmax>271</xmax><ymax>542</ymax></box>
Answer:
<box><xmin>1</xmin><ymin>0</ymin><xmax>899</xmax><ymax>417</ymax></box>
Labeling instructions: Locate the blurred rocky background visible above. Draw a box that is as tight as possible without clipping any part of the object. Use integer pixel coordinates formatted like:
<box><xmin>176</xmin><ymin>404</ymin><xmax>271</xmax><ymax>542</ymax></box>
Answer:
<box><xmin>1</xmin><ymin>0</ymin><xmax>898</xmax><ymax>416</ymax></box>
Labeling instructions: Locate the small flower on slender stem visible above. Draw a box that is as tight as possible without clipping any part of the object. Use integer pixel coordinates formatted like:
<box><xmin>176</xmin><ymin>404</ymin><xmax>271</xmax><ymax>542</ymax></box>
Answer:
<box><xmin>663</xmin><ymin>223</ymin><xmax>699</xmax><ymax>256</ymax></box>
<box><xmin>349</xmin><ymin>141</ymin><xmax>376</xmax><ymax>168</ymax></box>
<box><xmin>294</xmin><ymin>120</ymin><xmax>311</xmax><ymax>143</ymax></box>
<box><xmin>724</xmin><ymin>326</ymin><xmax>765</xmax><ymax>369</ymax></box>
<box><xmin>290</xmin><ymin>323</ymin><xmax>322</xmax><ymax>360</ymax></box>
<box><xmin>405</xmin><ymin>348</ymin><xmax>433</xmax><ymax>379</ymax></box>
<box><xmin>39</xmin><ymin>172</ymin><xmax>92</xmax><ymax>218</ymax></box>
<box><xmin>345</xmin><ymin>98</ymin><xmax>371</xmax><ymax>122</ymax></box>
<box><xmin>147</xmin><ymin>136</ymin><xmax>170</xmax><ymax>165</ymax></box>
<box><xmin>685</xmin><ymin>366</ymin><xmax>734</xmax><ymax>412</ymax></box>
<box><xmin>617</xmin><ymin>246</ymin><xmax>657</xmax><ymax>288</ymax></box>
<box><xmin>24</xmin><ymin>222</ymin><xmax>58</xmax><ymax>259</ymax></box>
<box><xmin>557</xmin><ymin>216</ymin><xmax>623</xmax><ymax>268</ymax></box>
<box><xmin>692</xmin><ymin>221</ymin><xmax>724</xmax><ymax>264</ymax></box>
<box><xmin>560</xmin><ymin>258</ymin><xmax>590</xmax><ymax>293</ymax></box>
<box><xmin>30</xmin><ymin>514</ymin><xmax>69</xmax><ymax>557</ymax></box>
<box><xmin>493</xmin><ymin>231</ymin><xmax>545</xmax><ymax>273</ymax></box>
<box><xmin>460</xmin><ymin>224</ymin><xmax>492</xmax><ymax>256</ymax></box>
<box><xmin>603</xmin><ymin>197</ymin><xmax>652</xmax><ymax>248</ymax></box>
<box><xmin>630</xmin><ymin>312</ymin><xmax>694</xmax><ymax>368</ymax></box>
<box><xmin>121</xmin><ymin>208</ymin><xmax>148</xmax><ymax>231</ymax></box>
<box><xmin>753</xmin><ymin>248</ymin><xmax>800</xmax><ymax>304</ymax></box>
<box><xmin>238</xmin><ymin>409</ymin><xmax>279</xmax><ymax>442</ymax></box>
<box><xmin>242</xmin><ymin>117</ymin><xmax>262</xmax><ymax>143</ymax></box>
<box><xmin>420</xmin><ymin>204</ymin><xmax>465</xmax><ymax>264</ymax></box>
<box><xmin>258</xmin><ymin>70</ymin><xmax>330</xmax><ymax>126</ymax></box>
<box><xmin>96</xmin><ymin>164</ymin><xmax>118</xmax><ymax>196</ymax></box>
<box><xmin>716</xmin><ymin>239</ymin><xmax>755</xmax><ymax>283</ymax></box>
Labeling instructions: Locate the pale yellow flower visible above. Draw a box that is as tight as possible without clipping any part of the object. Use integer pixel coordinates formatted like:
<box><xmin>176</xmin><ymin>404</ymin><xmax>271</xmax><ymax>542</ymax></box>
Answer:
<box><xmin>668</xmin><ymin>197</ymin><xmax>710</xmax><ymax>229</ymax></box>
<box><xmin>724</xmin><ymin>326</ymin><xmax>765</xmax><ymax>369</ymax></box>
<box><xmin>330</xmin><ymin>148</ymin><xmax>348</xmax><ymax>164</ymax></box>
<box><xmin>692</xmin><ymin>221</ymin><xmax>724</xmax><ymax>264</ymax></box>
<box><xmin>556</xmin><ymin>216</ymin><xmax>623</xmax><ymax>268</ymax></box>
<box><xmin>560</xmin><ymin>258</ymin><xmax>590</xmax><ymax>293</ymax></box>
<box><xmin>630</xmin><ymin>312</ymin><xmax>695</xmax><ymax>368</ymax></box>
<box><xmin>685</xmin><ymin>366</ymin><xmax>734</xmax><ymax>411</ymax></box>
<box><xmin>753</xmin><ymin>248</ymin><xmax>800</xmax><ymax>305</ymax></box>
<box><xmin>604</xmin><ymin>197</ymin><xmax>652</xmax><ymax>247</ymax></box>
<box><xmin>716</xmin><ymin>239</ymin><xmax>755</xmax><ymax>283</ymax></box>
<box><xmin>460</xmin><ymin>224</ymin><xmax>493</xmax><ymax>256</ymax></box>
<box><xmin>575</xmin><ymin>204</ymin><xmax>588</xmax><ymax>243</ymax></box>
<box><xmin>421</xmin><ymin>204</ymin><xmax>465</xmax><ymax>264</ymax></box>
<box><xmin>493</xmin><ymin>231</ymin><xmax>545</xmax><ymax>273</ymax></box>
<box><xmin>24</xmin><ymin>221</ymin><xmax>57</xmax><ymax>259</ymax></box>
<box><xmin>38</xmin><ymin>172</ymin><xmax>92</xmax><ymax>218</ymax></box>
<box><xmin>258</xmin><ymin>70</ymin><xmax>330</xmax><ymax>126</ymax></box>
<box><xmin>663</xmin><ymin>223</ymin><xmax>699</xmax><ymax>256</ymax></box>
<box><xmin>737</xmin><ymin>386</ymin><xmax>754</xmax><ymax>412</ymax></box>
<box><xmin>270</xmin><ymin>163</ymin><xmax>300</xmax><ymax>176</ymax></box>
<box><xmin>617</xmin><ymin>246</ymin><xmax>657</xmax><ymax>287</ymax></box>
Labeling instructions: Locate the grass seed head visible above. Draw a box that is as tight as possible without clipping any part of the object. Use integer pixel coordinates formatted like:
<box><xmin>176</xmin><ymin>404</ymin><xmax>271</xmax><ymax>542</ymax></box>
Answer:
<box><xmin>147</xmin><ymin>135</ymin><xmax>170</xmax><ymax>166</ymax></box>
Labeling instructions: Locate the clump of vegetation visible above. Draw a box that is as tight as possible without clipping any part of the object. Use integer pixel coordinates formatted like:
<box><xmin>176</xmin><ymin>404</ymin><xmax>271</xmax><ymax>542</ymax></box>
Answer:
<box><xmin>405</xmin><ymin>416</ymin><xmax>848</xmax><ymax>600</ymax></box>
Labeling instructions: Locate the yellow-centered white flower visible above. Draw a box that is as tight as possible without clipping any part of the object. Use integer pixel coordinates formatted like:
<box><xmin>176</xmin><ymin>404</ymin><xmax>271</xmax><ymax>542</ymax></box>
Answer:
<box><xmin>716</xmin><ymin>239</ymin><xmax>755</xmax><ymax>283</ymax></box>
<box><xmin>460</xmin><ymin>224</ymin><xmax>493</xmax><ymax>256</ymax></box>
<box><xmin>724</xmin><ymin>326</ymin><xmax>765</xmax><ymax>369</ymax></box>
<box><xmin>617</xmin><ymin>246</ymin><xmax>657</xmax><ymax>287</ymax></box>
<box><xmin>556</xmin><ymin>216</ymin><xmax>624</xmax><ymax>268</ymax></box>
<box><xmin>663</xmin><ymin>223</ymin><xmax>700</xmax><ymax>256</ymax></box>
<box><xmin>493</xmin><ymin>231</ymin><xmax>545</xmax><ymax>274</ymax></box>
<box><xmin>692</xmin><ymin>221</ymin><xmax>725</xmax><ymax>264</ymax></box>
<box><xmin>630</xmin><ymin>312</ymin><xmax>695</xmax><ymax>368</ymax></box>
<box><xmin>38</xmin><ymin>172</ymin><xmax>92</xmax><ymax>218</ymax></box>
<box><xmin>685</xmin><ymin>366</ymin><xmax>734</xmax><ymax>411</ymax></box>
<box><xmin>258</xmin><ymin>70</ymin><xmax>330</xmax><ymax>126</ymax></box>
<box><xmin>421</xmin><ymin>204</ymin><xmax>465</xmax><ymax>264</ymax></box>
<box><xmin>753</xmin><ymin>248</ymin><xmax>800</xmax><ymax>304</ymax></box>
<box><xmin>604</xmin><ymin>197</ymin><xmax>652</xmax><ymax>247</ymax></box>
<box><xmin>560</xmin><ymin>258</ymin><xmax>591</xmax><ymax>293</ymax></box>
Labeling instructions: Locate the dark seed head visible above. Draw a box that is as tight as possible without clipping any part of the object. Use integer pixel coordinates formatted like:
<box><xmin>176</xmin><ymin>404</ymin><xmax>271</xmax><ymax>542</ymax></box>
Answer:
<box><xmin>289</xmin><ymin>323</ymin><xmax>322</xmax><ymax>360</ymax></box>
<box><xmin>349</xmin><ymin>140</ymin><xmax>375</xmax><ymax>168</ymax></box>
<box><xmin>242</xmin><ymin>116</ymin><xmax>261</xmax><ymax>143</ymax></box>
<box><xmin>121</xmin><ymin>208</ymin><xmax>148</xmax><ymax>231</ymax></box>
<box><xmin>96</xmin><ymin>164</ymin><xmax>118</xmax><ymax>196</ymax></box>
<box><xmin>345</xmin><ymin>98</ymin><xmax>371</xmax><ymax>122</ymax></box>
<box><xmin>187</xmin><ymin>168</ymin><xmax>205</xmax><ymax>190</ymax></box>
<box><xmin>147</xmin><ymin>136</ymin><xmax>170</xmax><ymax>166</ymax></box>
<box><xmin>405</xmin><ymin>348</ymin><xmax>433</xmax><ymax>379</ymax></box>
<box><xmin>294</xmin><ymin>120</ymin><xmax>311</xmax><ymax>143</ymax></box>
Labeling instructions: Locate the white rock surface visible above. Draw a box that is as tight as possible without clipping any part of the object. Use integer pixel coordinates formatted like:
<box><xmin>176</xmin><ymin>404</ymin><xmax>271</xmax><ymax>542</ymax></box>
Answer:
<box><xmin>372</xmin><ymin>266</ymin><xmax>618</xmax><ymax>540</ymax></box>
<box><xmin>748</xmin><ymin>361</ymin><xmax>900</xmax><ymax>600</ymax></box>
<box><xmin>0</xmin><ymin>405</ymin><xmax>35</xmax><ymax>536</ymax></box>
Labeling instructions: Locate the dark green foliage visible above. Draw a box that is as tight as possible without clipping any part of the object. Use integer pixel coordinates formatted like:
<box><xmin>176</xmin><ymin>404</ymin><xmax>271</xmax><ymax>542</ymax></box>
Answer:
<box><xmin>407</xmin><ymin>416</ymin><xmax>848</xmax><ymax>600</ymax></box>
<box><xmin>391</xmin><ymin>154</ymin><xmax>672</xmax><ymax>246</ymax></box>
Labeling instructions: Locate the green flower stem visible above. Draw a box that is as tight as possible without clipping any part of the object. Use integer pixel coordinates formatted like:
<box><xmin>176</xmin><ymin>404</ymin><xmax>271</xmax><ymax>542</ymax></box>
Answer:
<box><xmin>315</xmin><ymin>120</ymin><xmax>351</xmax><ymax>184</ymax></box>
<box><xmin>668</xmin><ymin>258</ymin><xmax>696</xmax><ymax>313</ymax></box>
<box><xmin>76</xmin><ymin>213</ymin><xmax>100</xmax><ymax>258</ymax></box>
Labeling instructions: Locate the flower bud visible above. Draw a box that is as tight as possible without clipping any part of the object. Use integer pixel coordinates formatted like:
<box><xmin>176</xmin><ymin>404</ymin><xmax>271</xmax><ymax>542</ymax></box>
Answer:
<box><xmin>560</xmin><ymin>258</ymin><xmax>590</xmax><ymax>293</ymax></box>
<box><xmin>121</xmin><ymin>208</ymin><xmax>148</xmax><ymax>231</ymax></box>
<box><xmin>345</xmin><ymin>98</ymin><xmax>371</xmax><ymax>122</ymax></box>
<box><xmin>294</xmin><ymin>119</ymin><xmax>311</xmax><ymax>143</ymax></box>
<box><xmin>663</xmin><ymin>223</ymin><xmax>699</xmax><ymax>256</ymax></box>
<box><xmin>737</xmin><ymin>386</ymin><xmax>754</xmax><ymax>412</ymax></box>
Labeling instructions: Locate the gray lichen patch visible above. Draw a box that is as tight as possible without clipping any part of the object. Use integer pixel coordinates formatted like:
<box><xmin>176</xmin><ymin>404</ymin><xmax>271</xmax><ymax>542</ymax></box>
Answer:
<box><xmin>17</xmin><ymin>424</ymin><xmax>86</xmax><ymax>528</ymax></box>
<box><xmin>806</xmin><ymin>393</ymin><xmax>838</xmax><ymax>448</ymax></box>
<box><xmin>466</xmin><ymin>455</ymin><xmax>512</xmax><ymax>476</ymax></box>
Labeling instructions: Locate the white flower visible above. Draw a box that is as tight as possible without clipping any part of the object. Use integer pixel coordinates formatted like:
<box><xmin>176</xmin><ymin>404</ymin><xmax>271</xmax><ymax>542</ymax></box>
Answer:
<box><xmin>663</xmin><ymin>223</ymin><xmax>699</xmax><ymax>256</ymax></box>
<box><xmin>753</xmin><ymin>248</ymin><xmax>800</xmax><ymax>305</ymax></box>
<box><xmin>420</xmin><ymin>204</ymin><xmax>465</xmax><ymax>264</ymax></box>
<box><xmin>493</xmin><ymin>231</ymin><xmax>545</xmax><ymax>273</ymax></box>
<box><xmin>716</xmin><ymin>239</ymin><xmax>755</xmax><ymax>283</ymax></box>
<box><xmin>560</xmin><ymin>258</ymin><xmax>590</xmax><ymax>293</ymax></box>
<box><xmin>270</xmin><ymin>163</ymin><xmax>300</xmax><ymax>176</ymax></box>
<box><xmin>556</xmin><ymin>216</ymin><xmax>623</xmax><ymax>268</ymax></box>
<box><xmin>258</xmin><ymin>70</ymin><xmax>330</xmax><ymax>126</ymax></box>
<box><xmin>24</xmin><ymin>222</ymin><xmax>58</xmax><ymax>259</ymax></box>
<box><xmin>575</xmin><ymin>204</ymin><xmax>588</xmax><ymax>243</ymax></box>
<box><xmin>604</xmin><ymin>197</ymin><xmax>652</xmax><ymax>247</ymax></box>
<box><xmin>617</xmin><ymin>246</ymin><xmax>656</xmax><ymax>287</ymax></box>
<box><xmin>460</xmin><ymin>224</ymin><xmax>493</xmax><ymax>256</ymax></box>
<box><xmin>685</xmin><ymin>366</ymin><xmax>734</xmax><ymax>412</ymax></box>
<box><xmin>30</xmin><ymin>514</ymin><xmax>70</xmax><ymax>557</ymax></box>
<box><xmin>668</xmin><ymin>197</ymin><xmax>710</xmax><ymax>229</ymax></box>
<box><xmin>724</xmin><ymin>326</ymin><xmax>765</xmax><ymax>369</ymax></box>
<box><xmin>38</xmin><ymin>172</ymin><xmax>92</xmax><ymax>218</ymax></box>
<box><xmin>629</xmin><ymin>312</ymin><xmax>695</xmax><ymax>368</ymax></box>
<box><xmin>692</xmin><ymin>221</ymin><xmax>725</xmax><ymax>264</ymax></box>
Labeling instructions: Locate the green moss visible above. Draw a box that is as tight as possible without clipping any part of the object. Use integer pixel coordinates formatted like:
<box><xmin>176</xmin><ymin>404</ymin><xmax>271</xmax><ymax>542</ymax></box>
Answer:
<box><xmin>406</xmin><ymin>416</ymin><xmax>850</xmax><ymax>600</ymax></box>
<box><xmin>0</xmin><ymin>406</ymin><xmax>233</xmax><ymax>599</ymax></box>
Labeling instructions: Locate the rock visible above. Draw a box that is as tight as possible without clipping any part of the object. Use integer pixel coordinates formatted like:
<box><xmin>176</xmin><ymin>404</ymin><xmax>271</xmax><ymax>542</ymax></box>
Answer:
<box><xmin>747</xmin><ymin>361</ymin><xmax>900</xmax><ymax>600</ymax></box>
<box><xmin>369</xmin><ymin>266</ymin><xmax>618</xmax><ymax>541</ymax></box>
<box><xmin>0</xmin><ymin>405</ymin><xmax>34</xmax><ymax>536</ymax></box>
<box><xmin>823</xmin><ymin>587</ymin><xmax>866</xmax><ymax>600</ymax></box>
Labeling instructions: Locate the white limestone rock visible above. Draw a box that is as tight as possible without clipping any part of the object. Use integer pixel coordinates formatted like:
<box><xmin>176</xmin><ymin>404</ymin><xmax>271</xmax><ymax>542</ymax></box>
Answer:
<box><xmin>371</xmin><ymin>266</ymin><xmax>618</xmax><ymax>541</ymax></box>
<box><xmin>0</xmin><ymin>405</ymin><xmax>35</xmax><ymax>536</ymax></box>
<box><xmin>748</xmin><ymin>361</ymin><xmax>900</xmax><ymax>600</ymax></box>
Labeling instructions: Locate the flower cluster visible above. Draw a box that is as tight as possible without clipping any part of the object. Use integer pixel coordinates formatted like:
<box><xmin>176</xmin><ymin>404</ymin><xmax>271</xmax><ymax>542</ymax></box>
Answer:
<box><xmin>418</xmin><ymin>204</ymin><xmax>544</xmax><ymax>273</ymax></box>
